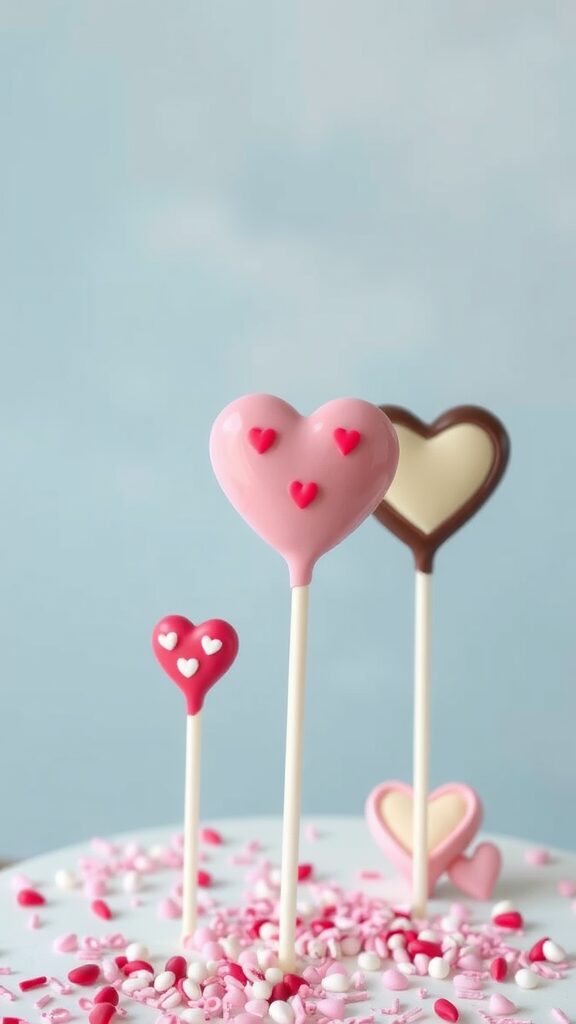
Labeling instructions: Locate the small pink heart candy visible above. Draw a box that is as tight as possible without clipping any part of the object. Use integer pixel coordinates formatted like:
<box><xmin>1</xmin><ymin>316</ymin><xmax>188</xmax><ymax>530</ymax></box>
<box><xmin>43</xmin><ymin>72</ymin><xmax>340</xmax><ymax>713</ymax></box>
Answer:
<box><xmin>210</xmin><ymin>395</ymin><xmax>399</xmax><ymax>586</ymax></box>
<box><xmin>488</xmin><ymin>993</ymin><xmax>517</xmax><ymax>1015</ymax></box>
<box><xmin>448</xmin><ymin>841</ymin><xmax>502</xmax><ymax>900</ymax></box>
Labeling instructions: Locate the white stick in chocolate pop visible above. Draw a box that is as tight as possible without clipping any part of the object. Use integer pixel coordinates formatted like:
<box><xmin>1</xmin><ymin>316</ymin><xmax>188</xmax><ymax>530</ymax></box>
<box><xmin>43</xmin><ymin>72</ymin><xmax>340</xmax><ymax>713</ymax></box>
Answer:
<box><xmin>210</xmin><ymin>395</ymin><xmax>399</xmax><ymax>969</ymax></box>
<box><xmin>152</xmin><ymin>615</ymin><xmax>239</xmax><ymax>939</ymax></box>
<box><xmin>372</xmin><ymin>405</ymin><xmax>510</xmax><ymax>917</ymax></box>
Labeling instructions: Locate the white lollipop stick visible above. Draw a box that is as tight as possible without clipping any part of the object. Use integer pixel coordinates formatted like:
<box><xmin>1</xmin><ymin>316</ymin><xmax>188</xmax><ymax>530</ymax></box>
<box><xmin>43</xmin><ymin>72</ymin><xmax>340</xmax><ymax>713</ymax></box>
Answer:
<box><xmin>182</xmin><ymin>711</ymin><xmax>202</xmax><ymax>939</ymax></box>
<box><xmin>412</xmin><ymin>570</ymin><xmax>432</xmax><ymax>917</ymax></box>
<box><xmin>278</xmin><ymin>584</ymin><xmax>310</xmax><ymax>971</ymax></box>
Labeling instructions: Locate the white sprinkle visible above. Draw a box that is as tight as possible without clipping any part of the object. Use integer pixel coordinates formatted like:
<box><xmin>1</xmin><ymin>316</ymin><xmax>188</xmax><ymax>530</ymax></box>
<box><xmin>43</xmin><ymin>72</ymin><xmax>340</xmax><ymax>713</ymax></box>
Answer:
<box><xmin>397</xmin><ymin>962</ymin><xmax>416</xmax><ymax>976</ymax></box>
<box><xmin>428</xmin><ymin>957</ymin><xmax>450</xmax><ymax>980</ymax></box>
<box><xmin>54</xmin><ymin>869</ymin><xmax>78</xmax><ymax>890</ymax></box>
<box><xmin>418</xmin><ymin>929</ymin><xmax>439</xmax><ymax>943</ymax></box>
<box><xmin>387</xmin><ymin>934</ymin><xmax>406</xmax><ymax>951</ymax></box>
<box><xmin>357</xmin><ymin>952</ymin><xmax>381</xmax><ymax>972</ymax></box>
<box><xmin>251</xmin><ymin>981</ymin><xmax>272</xmax><ymax>1000</ymax></box>
<box><xmin>187</xmin><ymin>962</ymin><xmax>209</xmax><ymax>982</ymax></box>
<box><xmin>492</xmin><ymin>899</ymin><xmax>515</xmax><ymax>917</ymax></box>
<box><xmin>259</xmin><ymin>923</ymin><xmax>277</xmax><ymax>941</ymax></box>
<box><xmin>182</xmin><ymin>980</ymin><xmax>201</xmax><ymax>1000</ymax></box>
<box><xmin>123</xmin><ymin>871</ymin><xmax>141</xmax><ymax>894</ymax></box>
<box><xmin>543</xmin><ymin>940</ymin><xmax>566</xmax><ymax>964</ymax></box>
<box><xmin>515</xmin><ymin>967</ymin><xmax>539</xmax><ymax>990</ymax></box>
<box><xmin>161</xmin><ymin>990</ymin><xmax>181</xmax><ymax>1009</ymax></box>
<box><xmin>125</xmin><ymin>942</ymin><xmax>149</xmax><ymax>961</ymax></box>
<box><xmin>341</xmin><ymin>936</ymin><xmax>362</xmax><ymax>956</ymax></box>
<box><xmin>154</xmin><ymin>970</ymin><xmax>176</xmax><ymax>993</ymax></box>
<box><xmin>122</xmin><ymin>976</ymin><xmax>151</xmax><ymax>994</ymax></box>
<box><xmin>269</xmin><ymin>1000</ymin><xmax>295</xmax><ymax>1024</ymax></box>
<box><xmin>265</xmin><ymin>968</ymin><xmax>284</xmax><ymax>985</ymax></box>
<box><xmin>321</xmin><ymin>973</ymin><xmax>350</xmax><ymax>993</ymax></box>
<box><xmin>181</xmin><ymin>1012</ymin><xmax>204</xmax><ymax>1024</ymax></box>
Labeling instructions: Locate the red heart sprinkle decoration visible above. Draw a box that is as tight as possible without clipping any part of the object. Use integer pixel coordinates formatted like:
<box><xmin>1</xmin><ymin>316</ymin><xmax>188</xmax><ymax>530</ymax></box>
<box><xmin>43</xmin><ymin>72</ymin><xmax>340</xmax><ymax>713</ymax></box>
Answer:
<box><xmin>152</xmin><ymin>615</ymin><xmax>239</xmax><ymax>716</ymax></box>
<box><xmin>333</xmin><ymin>427</ymin><xmax>361</xmax><ymax>455</ymax></box>
<box><xmin>248</xmin><ymin>427</ymin><xmax>277</xmax><ymax>454</ymax></box>
<box><xmin>289</xmin><ymin>481</ymin><xmax>319</xmax><ymax>509</ymax></box>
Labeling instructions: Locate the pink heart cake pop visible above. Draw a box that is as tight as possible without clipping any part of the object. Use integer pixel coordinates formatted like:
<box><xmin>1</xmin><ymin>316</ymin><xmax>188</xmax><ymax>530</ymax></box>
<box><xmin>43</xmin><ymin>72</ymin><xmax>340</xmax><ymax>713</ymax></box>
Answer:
<box><xmin>209</xmin><ymin>395</ymin><xmax>399</xmax><ymax>585</ymax></box>
<box><xmin>152</xmin><ymin>615</ymin><xmax>239</xmax><ymax>715</ymax></box>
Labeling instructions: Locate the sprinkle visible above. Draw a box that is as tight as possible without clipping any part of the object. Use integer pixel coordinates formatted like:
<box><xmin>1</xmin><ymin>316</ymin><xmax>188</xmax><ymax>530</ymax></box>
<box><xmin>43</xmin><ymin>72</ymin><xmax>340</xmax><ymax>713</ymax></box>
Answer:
<box><xmin>434</xmin><ymin>999</ymin><xmax>459</xmax><ymax>1022</ymax></box>
<box><xmin>200</xmin><ymin>828</ymin><xmax>223</xmax><ymax>845</ymax></box>
<box><xmin>197</xmin><ymin>871</ymin><xmax>212</xmax><ymax>888</ymax></box>
<box><xmin>0</xmin><ymin>987</ymin><xmax>15</xmax><ymax>1002</ymax></box>
<box><xmin>19</xmin><ymin>978</ymin><xmax>47</xmax><ymax>992</ymax></box>
<box><xmin>524</xmin><ymin>847</ymin><xmax>550</xmax><ymax>866</ymax></box>
<box><xmin>557</xmin><ymin>880</ymin><xmax>576</xmax><ymax>897</ymax></box>
<box><xmin>68</xmin><ymin>965</ymin><xmax>101</xmax><ymax>987</ymax></box>
<box><xmin>34</xmin><ymin>997</ymin><xmax>53</xmax><ymax>1010</ymax></box>
<box><xmin>551</xmin><ymin>1011</ymin><xmax>571</xmax><ymax>1024</ymax></box>
<box><xmin>16</xmin><ymin>889</ymin><xmax>45</xmax><ymax>907</ymax></box>
<box><xmin>91</xmin><ymin>900</ymin><xmax>112</xmax><ymax>921</ymax></box>
<box><xmin>492</xmin><ymin>911</ymin><xmax>523</xmax><ymax>930</ymax></box>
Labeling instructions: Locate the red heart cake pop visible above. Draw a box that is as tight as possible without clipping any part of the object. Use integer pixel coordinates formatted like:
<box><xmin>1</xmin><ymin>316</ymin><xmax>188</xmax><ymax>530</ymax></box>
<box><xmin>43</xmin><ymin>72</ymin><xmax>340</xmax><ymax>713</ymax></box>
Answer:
<box><xmin>152</xmin><ymin>615</ymin><xmax>239</xmax><ymax>715</ymax></box>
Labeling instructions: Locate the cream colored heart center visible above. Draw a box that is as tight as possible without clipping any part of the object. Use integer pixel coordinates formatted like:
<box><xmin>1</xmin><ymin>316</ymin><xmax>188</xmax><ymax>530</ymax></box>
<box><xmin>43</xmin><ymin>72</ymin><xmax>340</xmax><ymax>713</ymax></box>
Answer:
<box><xmin>380</xmin><ymin>791</ymin><xmax>468</xmax><ymax>854</ymax></box>
<box><xmin>383</xmin><ymin>424</ymin><xmax>495</xmax><ymax>534</ymax></box>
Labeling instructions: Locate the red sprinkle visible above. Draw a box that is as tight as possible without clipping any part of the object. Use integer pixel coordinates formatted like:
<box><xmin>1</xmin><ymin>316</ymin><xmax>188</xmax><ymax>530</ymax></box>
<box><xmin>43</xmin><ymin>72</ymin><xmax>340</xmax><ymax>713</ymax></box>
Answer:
<box><xmin>91</xmin><ymin>899</ymin><xmax>112</xmax><ymax>920</ymax></box>
<box><xmin>528</xmin><ymin>936</ymin><xmax>550</xmax><ymax>962</ymax></box>
<box><xmin>224</xmin><ymin>964</ymin><xmax>247</xmax><ymax>985</ymax></box>
<box><xmin>197</xmin><ymin>870</ymin><xmax>212</xmax><ymax>888</ymax></box>
<box><xmin>165</xmin><ymin>956</ymin><xmax>187</xmax><ymax>980</ymax></box>
<box><xmin>114</xmin><ymin>957</ymin><xmax>127</xmax><ymax>969</ymax></box>
<box><xmin>270</xmin><ymin>982</ymin><xmax>291</xmax><ymax>1003</ymax></box>
<box><xmin>68</xmin><ymin>964</ymin><xmax>101</xmax><ymax>987</ymax></box>
<box><xmin>434</xmin><ymin>998</ymin><xmax>459</xmax><ymax>1023</ymax></box>
<box><xmin>297</xmin><ymin>863</ymin><xmax>313</xmax><ymax>882</ymax></box>
<box><xmin>3</xmin><ymin>1018</ymin><xmax>22</xmax><ymax>1024</ymax></box>
<box><xmin>200</xmin><ymin>828</ymin><xmax>223</xmax><ymax>845</ymax></box>
<box><xmin>19</xmin><ymin>977</ymin><xmax>47</xmax><ymax>992</ymax></box>
<box><xmin>16</xmin><ymin>889</ymin><xmax>45</xmax><ymax>907</ymax></box>
<box><xmin>407</xmin><ymin>939</ymin><xmax>443</xmax><ymax>959</ymax></box>
<box><xmin>94</xmin><ymin>988</ymin><xmax>119</xmax><ymax>1007</ymax></box>
<box><xmin>492</xmin><ymin>911</ymin><xmax>524</xmax><ymax>930</ymax></box>
<box><xmin>490</xmin><ymin>956</ymin><xmax>508</xmax><ymax>981</ymax></box>
<box><xmin>89</xmin><ymin>1003</ymin><xmax>116</xmax><ymax>1024</ymax></box>
<box><xmin>122</xmin><ymin>961</ymin><xmax>154</xmax><ymax>976</ymax></box>
<box><xmin>283</xmin><ymin>974</ymin><xmax>306</xmax><ymax>995</ymax></box>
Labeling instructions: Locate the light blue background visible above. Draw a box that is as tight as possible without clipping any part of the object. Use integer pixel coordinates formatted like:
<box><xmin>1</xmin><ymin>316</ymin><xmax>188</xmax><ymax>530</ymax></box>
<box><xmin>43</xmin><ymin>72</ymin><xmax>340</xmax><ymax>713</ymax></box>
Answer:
<box><xmin>1</xmin><ymin>2</ymin><xmax>575</xmax><ymax>857</ymax></box>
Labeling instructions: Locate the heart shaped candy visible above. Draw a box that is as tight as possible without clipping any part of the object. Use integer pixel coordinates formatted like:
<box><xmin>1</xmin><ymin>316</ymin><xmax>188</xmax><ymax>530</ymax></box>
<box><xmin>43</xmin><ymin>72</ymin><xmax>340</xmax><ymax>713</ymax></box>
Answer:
<box><xmin>373</xmin><ymin>405</ymin><xmax>509</xmax><ymax>572</ymax></box>
<box><xmin>152</xmin><ymin>615</ymin><xmax>239</xmax><ymax>715</ymax></box>
<box><xmin>448</xmin><ymin>841</ymin><xmax>502</xmax><ymax>900</ymax></box>
<box><xmin>366</xmin><ymin>781</ymin><xmax>483</xmax><ymax>895</ymax></box>
<box><xmin>210</xmin><ymin>395</ymin><xmax>399</xmax><ymax>586</ymax></box>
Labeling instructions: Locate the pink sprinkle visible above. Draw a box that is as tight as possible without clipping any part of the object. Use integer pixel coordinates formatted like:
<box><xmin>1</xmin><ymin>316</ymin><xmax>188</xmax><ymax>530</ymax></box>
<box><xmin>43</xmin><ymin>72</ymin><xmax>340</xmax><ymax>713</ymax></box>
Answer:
<box><xmin>382</xmin><ymin>968</ymin><xmax>408</xmax><ymax>991</ymax></box>
<box><xmin>200</xmin><ymin>827</ymin><xmax>223</xmax><ymax>845</ymax></box>
<box><xmin>28</xmin><ymin>913</ymin><xmax>41</xmax><ymax>929</ymax></box>
<box><xmin>158</xmin><ymin>898</ymin><xmax>180</xmax><ymax>920</ymax></box>
<box><xmin>304</xmin><ymin>824</ymin><xmax>319</xmax><ymax>841</ymax></box>
<box><xmin>357</xmin><ymin>870</ymin><xmax>382</xmax><ymax>881</ymax></box>
<box><xmin>35</xmin><ymin>996</ymin><xmax>54</xmax><ymax>1010</ymax></box>
<box><xmin>557</xmin><ymin>880</ymin><xmax>576</xmax><ymax>897</ymax></box>
<box><xmin>524</xmin><ymin>847</ymin><xmax>550</xmax><ymax>866</ymax></box>
<box><xmin>91</xmin><ymin>899</ymin><xmax>112</xmax><ymax>920</ymax></box>
<box><xmin>0</xmin><ymin>985</ymin><xmax>16</xmax><ymax>1001</ymax></box>
<box><xmin>0</xmin><ymin>970</ymin><xmax>12</xmax><ymax>977</ymax></box>
<box><xmin>54</xmin><ymin>934</ymin><xmax>78</xmax><ymax>954</ymax></box>
<box><xmin>551</xmin><ymin>1012</ymin><xmax>571</xmax><ymax>1024</ymax></box>
<box><xmin>10</xmin><ymin>873</ymin><xmax>34</xmax><ymax>891</ymax></box>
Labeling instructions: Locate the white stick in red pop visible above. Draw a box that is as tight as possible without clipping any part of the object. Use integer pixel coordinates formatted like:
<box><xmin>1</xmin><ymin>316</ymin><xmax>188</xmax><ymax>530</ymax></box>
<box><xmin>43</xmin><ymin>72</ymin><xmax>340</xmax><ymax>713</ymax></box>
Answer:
<box><xmin>210</xmin><ymin>395</ymin><xmax>399</xmax><ymax>969</ymax></box>
<box><xmin>152</xmin><ymin>614</ymin><xmax>239</xmax><ymax>939</ymax></box>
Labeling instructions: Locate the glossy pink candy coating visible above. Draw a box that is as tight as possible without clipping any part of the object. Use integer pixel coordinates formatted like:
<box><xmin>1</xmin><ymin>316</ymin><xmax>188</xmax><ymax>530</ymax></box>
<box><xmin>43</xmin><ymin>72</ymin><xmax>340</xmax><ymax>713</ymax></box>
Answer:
<box><xmin>209</xmin><ymin>395</ymin><xmax>399</xmax><ymax>586</ymax></box>
<box><xmin>152</xmin><ymin>615</ymin><xmax>239</xmax><ymax>716</ymax></box>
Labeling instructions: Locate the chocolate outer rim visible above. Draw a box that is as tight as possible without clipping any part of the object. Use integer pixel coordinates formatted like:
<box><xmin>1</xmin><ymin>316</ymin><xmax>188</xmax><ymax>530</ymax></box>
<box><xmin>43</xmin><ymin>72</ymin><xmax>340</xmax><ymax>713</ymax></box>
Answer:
<box><xmin>372</xmin><ymin>404</ymin><xmax>510</xmax><ymax>573</ymax></box>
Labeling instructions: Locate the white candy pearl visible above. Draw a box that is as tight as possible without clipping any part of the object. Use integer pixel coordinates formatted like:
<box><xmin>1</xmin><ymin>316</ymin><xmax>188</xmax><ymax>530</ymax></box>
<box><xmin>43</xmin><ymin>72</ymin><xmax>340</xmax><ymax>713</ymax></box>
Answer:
<box><xmin>269</xmin><ymin>1001</ymin><xmax>295</xmax><ymax>1024</ymax></box>
<box><xmin>515</xmin><ymin>968</ymin><xmax>539</xmax><ymax>990</ymax></box>
<box><xmin>187</xmin><ymin>962</ymin><xmax>209</xmax><ymax>982</ymax></box>
<box><xmin>492</xmin><ymin>899</ymin><xmax>515</xmax><ymax>917</ymax></box>
<box><xmin>428</xmin><ymin>957</ymin><xmax>450</xmax><ymax>980</ymax></box>
<box><xmin>418</xmin><ymin>929</ymin><xmax>439</xmax><ymax>943</ymax></box>
<box><xmin>126</xmin><ymin>942</ymin><xmax>149</xmax><ymax>961</ymax></box>
<box><xmin>251</xmin><ymin>981</ymin><xmax>272</xmax><ymax>1000</ymax></box>
<box><xmin>123</xmin><ymin>871</ymin><xmax>141</xmax><ymax>893</ymax></box>
<box><xmin>221</xmin><ymin>937</ymin><xmax>240</xmax><ymax>960</ymax></box>
<box><xmin>388</xmin><ymin>934</ymin><xmax>406</xmax><ymax>950</ymax></box>
<box><xmin>54</xmin><ymin>869</ymin><xmax>78</xmax><ymax>890</ymax></box>
<box><xmin>154</xmin><ymin>971</ymin><xmax>176</xmax><ymax>993</ymax></box>
<box><xmin>181</xmin><ymin>1011</ymin><xmax>204</xmax><ymax>1024</ymax></box>
<box><xmin>161</xmin><ymin>991</ymin><xmax>181</xmax><ymax>1009</ymax></box>
<box><xmin>321</xmin><ymin>973</ymin><xmax>350</xmax><ymax>993</ymax></box>
<box><xmin>259</xmin><ymin>923</ymin><xmax>277</xmax><ymax>941</ymax></box>
<box><xmin>265</xmin><ymin>968</ymin><xmax>284</xmax><ymax>985</ymax></box>
<box><xmin>543</xmin><ymin>939</ymin><xmax>566</xmax><ymax>963</ymax></box>
<box><xmin>123</xmin><ymin>977</ymin><xmax>151</xmax><ymax>993</ymax></box>
<box><xmin>308</xmin><ymin>939</ymin><xmax>326</xmax><ymax>958</ymax></box>
<box><xmin>357</xmin><ymin>952</ymin><xmax>381</xmax><ymax>972</ymax></box>
<box><xmin>182</xmin><ymin>980</ymin><xmax>201</xmax><ymax>1000</ymax></box>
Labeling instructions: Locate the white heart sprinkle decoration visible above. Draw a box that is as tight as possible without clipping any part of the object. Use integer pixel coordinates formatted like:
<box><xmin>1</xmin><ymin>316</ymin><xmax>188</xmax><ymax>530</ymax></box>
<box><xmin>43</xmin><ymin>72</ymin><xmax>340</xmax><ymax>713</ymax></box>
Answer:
<box><xmin>177</xmin><ymin>657</ymin><xmax>199</xmax><ymax>678</ymax></box>
<box><xmin>201</xmin><ymin>636</ymin><xmax>223</xmax><ymax>656</ymax></box>
<box><xmin>158</xmin><ymin>631</ymin><xmax>178</xmax><ymax>651</ymax></box>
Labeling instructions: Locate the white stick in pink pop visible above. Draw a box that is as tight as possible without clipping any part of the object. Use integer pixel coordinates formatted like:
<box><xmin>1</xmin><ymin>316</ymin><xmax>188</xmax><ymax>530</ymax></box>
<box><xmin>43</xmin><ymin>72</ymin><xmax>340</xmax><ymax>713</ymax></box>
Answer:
<box><xmin>210</xmin><ymin>395</ymin><xmax>399</xmax><ymax>969</ymax></box>
<box><xmin>152</xmin><ymin>614</ymin><xmax>239</xmax><ymax>940</ymax></box>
